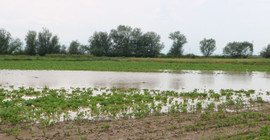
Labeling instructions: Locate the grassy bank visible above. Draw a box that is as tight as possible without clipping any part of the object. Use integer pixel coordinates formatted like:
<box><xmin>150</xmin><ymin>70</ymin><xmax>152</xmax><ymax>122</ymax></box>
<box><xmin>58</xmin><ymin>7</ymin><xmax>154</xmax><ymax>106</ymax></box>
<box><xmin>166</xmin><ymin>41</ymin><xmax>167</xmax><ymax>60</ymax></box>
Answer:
<box><xmin>0</xmin><ymin>55</ymin><xmax>270</xmax><ymax>72</ymax></box>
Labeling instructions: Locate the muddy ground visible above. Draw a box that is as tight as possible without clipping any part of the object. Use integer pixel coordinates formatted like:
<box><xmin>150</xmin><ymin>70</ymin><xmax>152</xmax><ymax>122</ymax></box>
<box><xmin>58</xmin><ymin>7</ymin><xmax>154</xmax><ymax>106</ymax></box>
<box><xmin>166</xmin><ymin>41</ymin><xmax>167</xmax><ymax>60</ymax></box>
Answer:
<box><xmin>0</xmin><ymin>103</ymin><xmax>270</xmax><ymax>140</ymax></box>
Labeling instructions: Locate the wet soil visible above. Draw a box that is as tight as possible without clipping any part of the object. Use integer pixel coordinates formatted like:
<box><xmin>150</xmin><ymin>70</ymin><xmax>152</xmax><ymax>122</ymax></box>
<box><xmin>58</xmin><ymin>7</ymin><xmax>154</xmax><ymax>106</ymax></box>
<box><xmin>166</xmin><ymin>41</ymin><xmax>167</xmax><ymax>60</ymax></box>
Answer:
<box><xmin>1</xmin><ymin>103</ymin><xmax>269</xmax><ymax>140</ymax></box>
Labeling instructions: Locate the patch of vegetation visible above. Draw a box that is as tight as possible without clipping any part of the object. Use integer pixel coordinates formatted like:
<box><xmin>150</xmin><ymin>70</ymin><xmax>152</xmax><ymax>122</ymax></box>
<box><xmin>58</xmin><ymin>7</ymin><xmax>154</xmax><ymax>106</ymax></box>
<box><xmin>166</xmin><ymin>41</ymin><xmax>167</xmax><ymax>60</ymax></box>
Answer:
<box><xmin>1</xmin><ymin>56</ymin><xmax>270</xmax><ymax>72</ymax></box>
<box><xmin>0</xmin><ymin>86</ymin><xmax>269</xmax><ymax>139</ymax></box>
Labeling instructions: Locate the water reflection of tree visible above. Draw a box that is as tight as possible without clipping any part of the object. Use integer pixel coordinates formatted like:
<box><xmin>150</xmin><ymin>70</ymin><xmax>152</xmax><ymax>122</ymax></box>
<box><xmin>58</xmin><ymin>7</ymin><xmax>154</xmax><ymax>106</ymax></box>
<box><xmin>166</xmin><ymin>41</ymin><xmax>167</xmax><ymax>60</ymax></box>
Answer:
<box><xmin>223</xmin><ymin>71</ymin><xmax>253</xmax><ymax>82</ymax></box>
<box><xmin>199</xmin><ymin>71</ymin><xmax>215</xmax><ymax>88</ymax></box>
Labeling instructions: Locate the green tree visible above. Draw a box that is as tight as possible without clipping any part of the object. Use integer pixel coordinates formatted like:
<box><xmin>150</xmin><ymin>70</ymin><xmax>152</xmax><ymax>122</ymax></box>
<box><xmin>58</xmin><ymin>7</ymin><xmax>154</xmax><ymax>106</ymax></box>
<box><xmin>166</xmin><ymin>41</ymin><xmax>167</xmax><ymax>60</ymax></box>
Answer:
<box><xmin>0</xmin><ymin>29</ymin><xmax>12</xmax><ymax>54</ymax></box>
<box><xmin>60</xmin><ymin>45</ymin><xmax>67</xmax><ymax>54</ymax></box>
<box><xmin>260</xmin><ymin>44</ymin><xmax>270</xmax><ymax>58</ymax></box>
<box><xmin>200</xmin><ymin>38</ymin><xmax>216</xmax><ymax>57</ymax></box>
<box><xmin>79</xmin><ymin>45</ymin><xmax>90</xmax><ymax>54</ymax></box>
<box><xmin>37</xmin><ymin>28</ymin><xmax>61</xmax><ymax>55</ymax></box>
<box><xmin>37</xmin><ymin>28</ymin><xmax>52</xmax><ymax>56</ymax></box>
<box><xmin>68</xmin><ymin>40</ymin><xmax>81</xmax><ymax>55</ymax></box>
<box><xmin>89</xmin><ymin>32</ymin><xmax>111</xmax><ymax>56</ymax></box>
<box><xmin>131</xmin><ymin>28</ymin><xmax>144</xmax><ymax>57</ymax></box>
<box><xmin>49</xmin><ymin>35</ymin><xmax>60</xmax><ymax>54</ymax></box>
<box><xmin>89</xmin><ymin>25</ymin><xmax>163</xmax><ymax>57</ymax></box>
<box><xmin>223</xmin><ymin>41</ymin><xmax>253</xmax><ymax>57</ymax></box>
<box><xmin>8</xmin><ymin>38</ymin><xmax>23</xmax><ymax>54</ymax></box>
<box><xmin>140</xmin><ymin>32</ymin><xmax>164</xmax><ymax>57</ymax></box>
<box><xmin>110</xmin><ymin>25</ymin><xmax>133</xmax><ymax>57</ymax></box>
<box><xmin>168</xmin><ymin>31</ymin><xmax>187</xmax><ymax>57</ymax></box>
<box><xmin>25</xmin><ymin>31</ymin><xmax>37</xmax><ymax>55</ymax></box>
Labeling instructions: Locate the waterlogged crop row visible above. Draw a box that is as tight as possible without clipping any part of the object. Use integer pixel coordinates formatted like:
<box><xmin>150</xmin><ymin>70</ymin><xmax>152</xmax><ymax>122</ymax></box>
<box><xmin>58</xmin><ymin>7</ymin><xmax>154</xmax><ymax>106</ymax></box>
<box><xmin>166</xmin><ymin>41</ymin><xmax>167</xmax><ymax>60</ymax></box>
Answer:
<box><xmin>0</xmin><ymin>86</ymin><xmax>269</xmax><ymax>125</ymax></box>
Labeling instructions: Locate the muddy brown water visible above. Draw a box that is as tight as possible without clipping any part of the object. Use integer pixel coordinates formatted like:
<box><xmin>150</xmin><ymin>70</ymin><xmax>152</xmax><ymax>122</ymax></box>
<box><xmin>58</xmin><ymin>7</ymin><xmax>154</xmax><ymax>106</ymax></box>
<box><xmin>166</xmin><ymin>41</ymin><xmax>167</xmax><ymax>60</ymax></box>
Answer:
<box><xmin>0</xmin><ymin>70</ymin><xmax>270</xmax><ymax>91</ymax></box>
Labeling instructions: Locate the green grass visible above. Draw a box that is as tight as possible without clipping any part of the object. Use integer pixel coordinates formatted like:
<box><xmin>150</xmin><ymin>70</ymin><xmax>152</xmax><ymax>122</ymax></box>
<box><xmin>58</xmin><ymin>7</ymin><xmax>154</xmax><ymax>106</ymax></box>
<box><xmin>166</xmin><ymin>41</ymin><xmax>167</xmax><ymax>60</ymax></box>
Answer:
<box><xmin>213</xmin><ymin>125</ymin><xmax>270</xmax><ymax>140</ymax></box>
<box><xmin>0</xmin><ymin>55</ymin><xmax>270</xmax><ymax>72</ymax></box>
<box><xmin>0</xmin><ymin>60</ymin><xmax>270</xmax><ymax>72</ymax></box>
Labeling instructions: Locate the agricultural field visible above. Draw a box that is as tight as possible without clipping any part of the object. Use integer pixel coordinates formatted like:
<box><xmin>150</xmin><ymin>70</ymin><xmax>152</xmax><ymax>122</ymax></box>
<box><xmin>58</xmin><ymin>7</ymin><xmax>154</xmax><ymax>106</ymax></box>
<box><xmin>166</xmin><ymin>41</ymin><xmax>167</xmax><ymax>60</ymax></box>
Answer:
<box><xmin>0</xmin><ymin>86</ymin><xmax>270</xmax><ymax>139</ymax></box>
<box><xmin>2</xmin><ymin>0</ymin><xmax>270</xmax><ymax>139</ymax></box>
<box><xmin>0</xmin><ymin>55</ymin><xmax>270</xmax><ymax>72</ymax></box>
<box><xmin>1</xmin><ymin>56</ymin><xmax>270</xmax><ymax>139</ymax></box>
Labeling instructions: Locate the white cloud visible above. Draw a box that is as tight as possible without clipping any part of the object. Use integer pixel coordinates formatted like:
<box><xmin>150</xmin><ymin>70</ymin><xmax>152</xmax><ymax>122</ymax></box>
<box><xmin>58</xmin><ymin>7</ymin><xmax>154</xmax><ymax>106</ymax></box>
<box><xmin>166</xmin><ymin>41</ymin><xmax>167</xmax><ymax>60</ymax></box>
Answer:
<box><xmin>196</xmin><ymin>0</ymin><xmax>206</xmax><ymax>6</ymax></box>
<box><xmin>1</xmin><ymin>0</ymin><xmax>97</xmax><ymax>25</ymax></box>
<box><xmin>0</xmin><ymin>19</ymin><xmax>8</xmax><ymax>24</ymax></box>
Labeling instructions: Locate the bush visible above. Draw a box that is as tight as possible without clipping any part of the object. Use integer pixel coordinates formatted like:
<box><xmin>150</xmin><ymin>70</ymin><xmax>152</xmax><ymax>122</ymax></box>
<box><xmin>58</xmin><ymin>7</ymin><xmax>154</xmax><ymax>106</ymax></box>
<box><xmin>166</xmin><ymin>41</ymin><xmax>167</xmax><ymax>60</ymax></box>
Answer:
<box><xmin>223</xmin><ymin>41</ymin><xmax>253</xmax><ymax>58</ymax></box>
<box><xmin>260</xmin><ymin>44</ymin><xmax>270</xmax><ymax>58</ymax></box>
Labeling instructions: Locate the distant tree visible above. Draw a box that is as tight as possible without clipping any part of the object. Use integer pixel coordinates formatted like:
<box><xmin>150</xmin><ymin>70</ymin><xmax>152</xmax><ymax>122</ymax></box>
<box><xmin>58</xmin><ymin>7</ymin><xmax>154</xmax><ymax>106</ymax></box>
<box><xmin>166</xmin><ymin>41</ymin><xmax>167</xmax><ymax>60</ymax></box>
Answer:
<box><xmin>68</xmin><ymin>40</ymin><xmax>81</xmax><ymax>55</ymax></box>
<box><xmin>60</xmin><ymin>45</ymin><xmax>67</xmax><ymax>54</ymax></box>
<box><xmin>79</xmin><ymin>45</ymin><xmax>90</xmax><ymax>55</ymax></box>
<box><xmin>0</xmin><ymin>29</ymin><xmax>23</xmax><ymax>55</ymax></box>
<box><xmin>25</xmin><ymin>31</ymin><xmax>38</xmax><ymax>55</ymax></box>
<box><xmin>260</xmin><ymin>44</ymin><xmax>270</xmax><ymax>58</ymax></box>
<box><xmin>37</xmin><ymin>28</ymin><xmax>61</xmax><ymax>56</ymax></box>
<box><xmin>140</xmin><ymin>32</ymin><xmax>164</xmax><ymax>57</ymax></box>
<box><xmin>90</xmin><ymin>26</ymin><xmax>163</xmax><ymax>57</ymax></box>
<box><xmin>110</xmin><ymin>25</ymin><xmax>133</xmax><ymax>57</ymax></box>
<box><xmin>168</xmin><ymin>31</ymin><xmax>187</xmax><ymax>57</ymax></box>
<box><xmin>49</xmin><ymin>35</ymin><xmax>60</xmax><ymax>54</ymax></box>
<box><xmin>89</xmin><ymin>32</ymin><xmax>112</xmax><ymax>56</ymax></box>
<box><xmin>131</xmin><ymin>28</ymin><xmax>144</xmax><ymax>57</ymax></box>
<box><xmin>8</xmin><ymin>38</ymin><xmax>23</xmax><ymax>54</ymax></box>
<box><xmin>37</xmin><ymin>28</ymin><xmax>52</xmax><ymax>56</ymax></box>
<box><xmin>200</xmin><ymin>38</ymin><xmax>216</xmax><ymax>57</ymax></box>
<box><xmin>223</xmin><ymin>41</ymin><xmax>253</xmax><ymax>57</ymax></box>
<box><xmin>0</xmin><ymin>29</ymin><xmax>12</xmax><ymax>54</ymax></box>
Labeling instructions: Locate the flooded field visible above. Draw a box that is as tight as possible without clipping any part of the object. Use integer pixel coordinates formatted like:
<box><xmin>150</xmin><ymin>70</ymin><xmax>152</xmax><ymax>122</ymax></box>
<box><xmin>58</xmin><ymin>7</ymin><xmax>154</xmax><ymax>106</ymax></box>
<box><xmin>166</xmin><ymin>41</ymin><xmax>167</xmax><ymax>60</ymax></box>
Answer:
<box><xmin>0</xmin><ymin>70</ymin><xmax>270</xmax><ymax>91</ymax></box>
<box><xmin>1</xmin><ymin>70</ymin><xmax>270</xmax><ymax>139</ymax></box>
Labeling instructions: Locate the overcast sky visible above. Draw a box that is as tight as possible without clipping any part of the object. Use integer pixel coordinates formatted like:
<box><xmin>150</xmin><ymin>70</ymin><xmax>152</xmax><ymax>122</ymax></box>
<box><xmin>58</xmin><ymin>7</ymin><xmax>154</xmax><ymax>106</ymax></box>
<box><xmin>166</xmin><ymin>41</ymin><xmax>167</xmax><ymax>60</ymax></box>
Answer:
<box><xmin>1</xmin><ymin>0</ymin><xmax>270</xmax><ymax>55</ymax></box>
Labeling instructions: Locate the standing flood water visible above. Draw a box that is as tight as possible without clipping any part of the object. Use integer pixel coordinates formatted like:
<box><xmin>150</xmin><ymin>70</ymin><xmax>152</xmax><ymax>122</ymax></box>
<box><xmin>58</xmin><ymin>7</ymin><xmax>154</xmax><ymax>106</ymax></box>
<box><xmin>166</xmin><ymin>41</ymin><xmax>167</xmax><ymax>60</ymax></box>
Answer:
<box><xmin>0</xmin><ymin>70</ymin><xmax>270</xmax><ymax>91</ymax></box>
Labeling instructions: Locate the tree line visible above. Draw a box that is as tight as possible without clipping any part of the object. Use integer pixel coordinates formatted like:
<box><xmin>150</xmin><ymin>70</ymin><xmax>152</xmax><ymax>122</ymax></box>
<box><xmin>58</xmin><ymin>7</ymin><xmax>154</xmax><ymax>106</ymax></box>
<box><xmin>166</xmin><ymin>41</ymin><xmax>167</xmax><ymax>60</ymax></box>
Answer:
<box><xmin>0</xmin><ymin>25</ymin><xmax>270</xmax><ymax>58</ymax></box>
